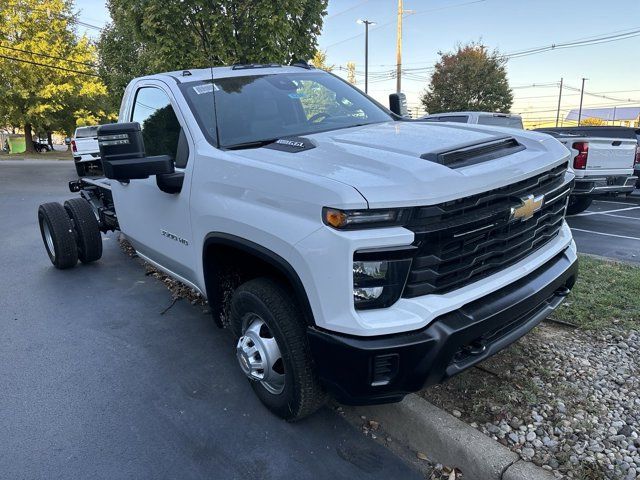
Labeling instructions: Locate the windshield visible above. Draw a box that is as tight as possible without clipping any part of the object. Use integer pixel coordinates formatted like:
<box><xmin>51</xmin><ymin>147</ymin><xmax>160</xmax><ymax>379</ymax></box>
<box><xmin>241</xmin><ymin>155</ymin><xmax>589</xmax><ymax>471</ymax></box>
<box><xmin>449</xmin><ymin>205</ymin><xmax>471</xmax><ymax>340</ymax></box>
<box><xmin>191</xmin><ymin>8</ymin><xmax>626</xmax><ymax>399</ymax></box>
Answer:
<box><xmin>477</xmin><ymin>115</ymin><xmax>523</xmax><ymax>129</ymax></box>
<box><xmin>181</xmin><ymin>71</ymin><xmax>392</xmax><ymax>148</ymax></box>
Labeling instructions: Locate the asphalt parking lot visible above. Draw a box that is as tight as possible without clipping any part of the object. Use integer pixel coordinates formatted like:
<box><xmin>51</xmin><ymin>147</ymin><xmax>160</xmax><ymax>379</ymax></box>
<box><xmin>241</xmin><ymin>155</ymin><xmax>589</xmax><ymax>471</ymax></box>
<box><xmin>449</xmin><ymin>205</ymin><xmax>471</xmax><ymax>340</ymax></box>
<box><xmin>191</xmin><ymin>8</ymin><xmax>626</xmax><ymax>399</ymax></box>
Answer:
<box><xmin>566</xmin><ymin>195</ymin><xmax>640</xmax><ymax>264</ymax></box>
<box><xmin>0</xmin><ymin>161</ymin><xmax>421</xmax><ymax>480</ymax></box>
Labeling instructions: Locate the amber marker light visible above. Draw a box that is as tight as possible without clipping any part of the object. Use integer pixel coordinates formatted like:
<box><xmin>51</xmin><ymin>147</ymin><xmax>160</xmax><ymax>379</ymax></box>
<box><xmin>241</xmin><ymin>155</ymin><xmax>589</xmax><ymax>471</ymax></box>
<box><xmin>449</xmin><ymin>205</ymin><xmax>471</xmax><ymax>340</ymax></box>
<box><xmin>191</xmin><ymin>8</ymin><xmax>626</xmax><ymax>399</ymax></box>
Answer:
<box><xmin>323</xmin><ymin>208</ymin><xmax>348</xmax><ymax>228</ymax></box>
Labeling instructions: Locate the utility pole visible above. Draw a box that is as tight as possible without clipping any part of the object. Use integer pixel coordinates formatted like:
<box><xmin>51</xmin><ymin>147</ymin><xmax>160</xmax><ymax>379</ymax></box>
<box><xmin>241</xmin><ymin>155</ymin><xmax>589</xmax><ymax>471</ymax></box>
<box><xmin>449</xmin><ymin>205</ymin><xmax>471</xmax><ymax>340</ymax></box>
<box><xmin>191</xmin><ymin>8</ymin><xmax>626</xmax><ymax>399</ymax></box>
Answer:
<box><xmin>577</xmin><ymin>77</ymin><xmax>587</xmax><ymax>126</ymax></box>
<box><xmin>555</xmin><ymin>78</ymin><xmax>563</xmax><ymax>127</ymax></box>
<box><xmin>396</xmin><ymin>0</ymin><xmax>403</xmax><ymax>93</ymax></box>
<box><xmin>357</xmin><ymin>19</ymin><xmax>376</xmax><ymax>94</ymax></box>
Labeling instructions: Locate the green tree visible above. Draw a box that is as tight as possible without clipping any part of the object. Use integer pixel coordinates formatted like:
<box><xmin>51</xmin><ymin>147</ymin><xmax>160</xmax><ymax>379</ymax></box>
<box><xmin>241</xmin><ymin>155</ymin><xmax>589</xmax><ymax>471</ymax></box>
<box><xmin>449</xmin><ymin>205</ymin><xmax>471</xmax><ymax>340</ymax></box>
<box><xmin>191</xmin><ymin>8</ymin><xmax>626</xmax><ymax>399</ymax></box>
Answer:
<box><xmin>0</xmin><ymin>0</ymin><xmax>114</xmax><ymax>151</ymax></box>
<box><xmin>421</xmin><ymin>42</ymin><xmax>513</xmax><ymax>114</ymax></box>
<box><xmin>98</xmin><ymin>0</ymin><xmax>328</xmax><ymax>98</ymax></box>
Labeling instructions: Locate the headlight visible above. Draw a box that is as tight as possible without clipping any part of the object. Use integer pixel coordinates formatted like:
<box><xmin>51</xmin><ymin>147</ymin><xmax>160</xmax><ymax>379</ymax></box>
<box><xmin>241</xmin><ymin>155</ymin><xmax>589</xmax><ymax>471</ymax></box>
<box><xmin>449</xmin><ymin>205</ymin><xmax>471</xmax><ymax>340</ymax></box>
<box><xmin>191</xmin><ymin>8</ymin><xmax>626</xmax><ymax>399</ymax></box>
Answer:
<box><xmin>353</xmin><ymin>248</ymin><xmax>414</xmax><ymax>310</ymax></box>
<box><xmin>323</xmin><ymin>207</ymin><xmax>410</xmax><ymax>230</ymax></box>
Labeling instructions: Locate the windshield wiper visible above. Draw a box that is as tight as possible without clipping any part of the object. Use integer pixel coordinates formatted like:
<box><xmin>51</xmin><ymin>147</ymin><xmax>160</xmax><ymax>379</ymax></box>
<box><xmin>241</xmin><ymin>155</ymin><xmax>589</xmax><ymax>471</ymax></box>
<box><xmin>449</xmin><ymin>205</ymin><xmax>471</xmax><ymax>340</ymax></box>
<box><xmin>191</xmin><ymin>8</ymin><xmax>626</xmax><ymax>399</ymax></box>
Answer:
<box><xmin>224</xmin><ymin>138</ymin><xmax>279</xmax><ymax>150</ymax></box>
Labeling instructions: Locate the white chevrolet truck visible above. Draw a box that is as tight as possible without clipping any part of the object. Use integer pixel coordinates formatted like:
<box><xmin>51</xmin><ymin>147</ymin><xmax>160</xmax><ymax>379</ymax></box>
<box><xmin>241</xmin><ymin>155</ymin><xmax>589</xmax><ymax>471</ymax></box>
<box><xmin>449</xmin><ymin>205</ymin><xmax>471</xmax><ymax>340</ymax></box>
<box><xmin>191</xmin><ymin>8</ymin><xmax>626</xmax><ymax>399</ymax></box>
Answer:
<box><xmin>536</xmin><ymin>127</ymin><xmax>638</xmax><ymax>214</ymax></box>
<box><xmin>71</xmin><ymin>125</ymin><xmax>102</xmax><ymax>177</ymax></box>
<box><xmin>37</xmin><ymin>64</ymin><xmax>578</xmax><ymax>420</ymax></box>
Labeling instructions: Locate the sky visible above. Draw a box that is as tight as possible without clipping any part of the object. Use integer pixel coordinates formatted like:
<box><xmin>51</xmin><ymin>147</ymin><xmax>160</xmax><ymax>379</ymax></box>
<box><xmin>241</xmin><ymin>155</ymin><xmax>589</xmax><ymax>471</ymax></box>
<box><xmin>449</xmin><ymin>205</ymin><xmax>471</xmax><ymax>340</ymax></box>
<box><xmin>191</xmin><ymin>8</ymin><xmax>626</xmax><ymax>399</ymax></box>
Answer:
<box><xmin>75</xmin><ymin>0</ymin><xmax>640</xmax><ymax>126</ymax></box>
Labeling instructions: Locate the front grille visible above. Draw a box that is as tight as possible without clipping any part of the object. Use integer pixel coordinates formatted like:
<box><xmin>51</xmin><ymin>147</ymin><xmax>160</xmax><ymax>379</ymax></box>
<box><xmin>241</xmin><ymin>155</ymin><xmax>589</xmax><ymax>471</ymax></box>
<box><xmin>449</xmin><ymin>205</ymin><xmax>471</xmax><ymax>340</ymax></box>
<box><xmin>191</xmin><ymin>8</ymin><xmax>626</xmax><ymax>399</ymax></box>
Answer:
<box><xmin>403</xmin><ymin>162</ymin><xmax>573</xmax><ymax>298</ymax></box>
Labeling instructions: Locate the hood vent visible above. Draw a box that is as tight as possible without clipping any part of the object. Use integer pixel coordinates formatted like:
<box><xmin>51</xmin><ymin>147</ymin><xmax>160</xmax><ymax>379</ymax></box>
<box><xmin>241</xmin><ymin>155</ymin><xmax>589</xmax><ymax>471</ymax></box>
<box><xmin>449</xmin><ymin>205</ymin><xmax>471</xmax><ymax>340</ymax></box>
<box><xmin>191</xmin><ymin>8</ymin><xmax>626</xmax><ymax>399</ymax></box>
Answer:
<box><xmin>420</xmin><ymin>136</ymin><xmax>525</xmax><ymax>169</ymax></box>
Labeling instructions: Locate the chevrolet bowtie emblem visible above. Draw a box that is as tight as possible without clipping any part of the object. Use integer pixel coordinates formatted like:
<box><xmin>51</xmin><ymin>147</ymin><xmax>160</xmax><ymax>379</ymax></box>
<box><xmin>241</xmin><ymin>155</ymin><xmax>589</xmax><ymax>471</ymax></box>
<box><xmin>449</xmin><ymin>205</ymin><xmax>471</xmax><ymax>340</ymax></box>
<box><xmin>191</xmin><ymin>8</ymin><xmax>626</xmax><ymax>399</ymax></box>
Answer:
<box><xmin>510</xmin><ymin>194</ymin><xmax>544</xmax><ymax>222</ymax></box>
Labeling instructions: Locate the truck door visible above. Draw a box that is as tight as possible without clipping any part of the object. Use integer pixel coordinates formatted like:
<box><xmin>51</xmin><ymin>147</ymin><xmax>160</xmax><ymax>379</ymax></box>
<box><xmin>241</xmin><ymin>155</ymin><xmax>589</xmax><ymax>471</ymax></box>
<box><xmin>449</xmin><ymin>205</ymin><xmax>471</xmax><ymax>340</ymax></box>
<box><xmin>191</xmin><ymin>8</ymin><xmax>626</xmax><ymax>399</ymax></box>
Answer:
<box><xmin>110</xmin><ymin>82</ymin><xmax>198</xmax><ymax>289</ymax></box>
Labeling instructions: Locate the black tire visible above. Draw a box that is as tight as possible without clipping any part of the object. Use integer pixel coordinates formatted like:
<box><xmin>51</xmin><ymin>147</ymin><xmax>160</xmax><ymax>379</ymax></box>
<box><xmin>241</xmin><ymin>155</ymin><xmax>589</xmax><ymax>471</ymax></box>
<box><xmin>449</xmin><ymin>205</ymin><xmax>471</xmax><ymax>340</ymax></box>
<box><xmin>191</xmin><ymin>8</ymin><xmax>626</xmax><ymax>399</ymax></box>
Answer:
<box><xmin>38</xmin><ymin>202</ymin><xmax>78</xmax><ymax>269</ymax></box>
<box><xmin>566</xmin><ymin>197</ymin><xmax>593</xmax><ymax>215</ymax></box>
<box><xmin>74</xmin><ymin>162</ymin><xmax>85</xmax><ymax>177</ymax></box>
<box><xmin>230</xmin><ymin>278</ymin><xmax>326</xmax><ymax>421</ymax></box>
<box><xmin>64</xmin><ymin>198</ymin><xmax>102</xmax><ymax>263</ymax></box>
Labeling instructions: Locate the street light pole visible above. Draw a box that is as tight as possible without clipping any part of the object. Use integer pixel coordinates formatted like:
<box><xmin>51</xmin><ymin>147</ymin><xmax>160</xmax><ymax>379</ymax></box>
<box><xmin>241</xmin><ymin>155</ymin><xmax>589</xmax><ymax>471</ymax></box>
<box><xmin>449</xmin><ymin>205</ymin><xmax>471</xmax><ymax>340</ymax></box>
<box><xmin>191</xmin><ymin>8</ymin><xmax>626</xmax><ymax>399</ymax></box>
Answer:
<box><xmin>577</xmin><ymin>77</ymin><xmax>587</xmax><ymax>126</ymax></box>
<box><xmin>555</xmin><ymin>78</ymin><xmax>563</xmax><ymax>127</ymax></box>
<box><xmin>357</xmin><ymin>19</ymin><xmax>376</xmax><ymax>94</ymax></box>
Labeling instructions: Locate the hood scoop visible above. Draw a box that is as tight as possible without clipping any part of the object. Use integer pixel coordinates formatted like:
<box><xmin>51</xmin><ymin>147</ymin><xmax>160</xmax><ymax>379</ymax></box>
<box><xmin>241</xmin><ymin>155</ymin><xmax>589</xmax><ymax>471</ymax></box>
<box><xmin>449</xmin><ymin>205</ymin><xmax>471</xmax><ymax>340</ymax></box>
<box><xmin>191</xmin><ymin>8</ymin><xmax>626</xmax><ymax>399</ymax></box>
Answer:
<box><xmin>420</xmin><ymin>136</ymin><xmax>525</xmax><ymax>169</ymax></box>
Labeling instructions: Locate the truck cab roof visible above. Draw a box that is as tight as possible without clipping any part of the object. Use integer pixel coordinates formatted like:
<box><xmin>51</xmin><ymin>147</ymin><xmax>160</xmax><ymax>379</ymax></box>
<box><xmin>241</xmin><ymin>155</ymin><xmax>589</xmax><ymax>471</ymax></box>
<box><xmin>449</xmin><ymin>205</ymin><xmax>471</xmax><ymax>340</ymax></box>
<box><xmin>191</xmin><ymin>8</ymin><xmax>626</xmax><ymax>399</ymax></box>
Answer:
<box><xmin>143</xmin><ymin>64</ymin><xmax>318</xmax><ymax>84</ymax></box>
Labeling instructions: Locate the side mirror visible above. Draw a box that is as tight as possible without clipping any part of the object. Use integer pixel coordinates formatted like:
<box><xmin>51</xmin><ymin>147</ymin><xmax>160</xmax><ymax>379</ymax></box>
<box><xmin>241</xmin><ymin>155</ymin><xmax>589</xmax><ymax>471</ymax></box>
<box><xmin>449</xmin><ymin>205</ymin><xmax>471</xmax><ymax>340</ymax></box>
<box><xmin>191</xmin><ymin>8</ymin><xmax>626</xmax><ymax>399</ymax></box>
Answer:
<box><xmin>389</xmin><ymin>93</ymin><xmax>408</xmax><ymax>117</ymax></box>
<box><xmin>98</xmin><ymin>122</ymin><xmax>174</xmax><ymax>181</ymax></box>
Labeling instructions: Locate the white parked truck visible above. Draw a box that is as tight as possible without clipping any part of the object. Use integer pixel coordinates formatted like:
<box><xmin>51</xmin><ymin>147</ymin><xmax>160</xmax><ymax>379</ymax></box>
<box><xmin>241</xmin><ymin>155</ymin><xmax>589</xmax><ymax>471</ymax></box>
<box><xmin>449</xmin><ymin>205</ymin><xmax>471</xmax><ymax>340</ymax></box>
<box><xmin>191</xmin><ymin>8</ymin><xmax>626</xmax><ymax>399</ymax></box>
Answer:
<box><xmin>37</xmin><ymin>63</ymin><xmax>578</xmax><ymax>420</ymax></box>
<box><xmin>71</xmin><ymin>125</ymin><xmax>102</xmax><ymax>177</ymax></box>
<box><xmin>535</xmin><ymin>127</ymin><xmax>638</xmax><ymax>214</ymax></box>
<box><xmin>421</xmin><ymin>111</ymin><xmax>524</xmax><ymax>129</ymax></box>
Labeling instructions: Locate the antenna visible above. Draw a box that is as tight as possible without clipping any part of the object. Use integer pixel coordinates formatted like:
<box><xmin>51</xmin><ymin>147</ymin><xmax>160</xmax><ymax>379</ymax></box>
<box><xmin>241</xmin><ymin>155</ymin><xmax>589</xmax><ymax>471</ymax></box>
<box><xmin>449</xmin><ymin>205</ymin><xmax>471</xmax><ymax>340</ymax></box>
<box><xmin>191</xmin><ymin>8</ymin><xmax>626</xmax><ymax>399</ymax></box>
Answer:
<box><xmin>207</xmin><ymin>41</ymin><xmax>221</xmax><ymax>147</ymax></box>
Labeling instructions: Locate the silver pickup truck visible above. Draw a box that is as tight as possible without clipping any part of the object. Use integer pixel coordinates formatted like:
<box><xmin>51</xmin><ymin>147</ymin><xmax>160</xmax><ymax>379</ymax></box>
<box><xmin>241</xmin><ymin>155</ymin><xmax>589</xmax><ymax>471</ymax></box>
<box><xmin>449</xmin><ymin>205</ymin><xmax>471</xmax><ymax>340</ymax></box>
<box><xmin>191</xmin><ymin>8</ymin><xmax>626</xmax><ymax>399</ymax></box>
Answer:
<box><xmin>536</xmin><ymin>127</ymin><xmax>638</xmax><ymax>214</ymax></box>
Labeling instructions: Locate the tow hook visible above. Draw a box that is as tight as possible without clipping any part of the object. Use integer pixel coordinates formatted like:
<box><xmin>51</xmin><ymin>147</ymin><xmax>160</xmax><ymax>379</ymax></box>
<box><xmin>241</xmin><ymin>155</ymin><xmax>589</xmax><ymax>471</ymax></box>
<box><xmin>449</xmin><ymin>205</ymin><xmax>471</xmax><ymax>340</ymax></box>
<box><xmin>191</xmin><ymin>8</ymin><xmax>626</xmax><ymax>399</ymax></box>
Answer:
<box><xmin>464</xmin><ymin>339</ymin><xmax>487</xmax><ymax>356</ymax></box>
<box><xmin>555</xmin><ymin>286</ymin><xmax>571</xmax><ymax>297</ymax></box>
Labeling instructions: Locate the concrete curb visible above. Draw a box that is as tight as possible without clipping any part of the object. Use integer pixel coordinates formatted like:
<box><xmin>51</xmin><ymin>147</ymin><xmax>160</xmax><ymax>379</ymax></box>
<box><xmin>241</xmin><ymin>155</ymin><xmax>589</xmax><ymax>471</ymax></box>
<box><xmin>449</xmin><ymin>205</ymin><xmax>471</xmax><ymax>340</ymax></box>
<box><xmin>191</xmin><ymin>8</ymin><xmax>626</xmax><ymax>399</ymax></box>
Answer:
<box><xmin>346</xmin><ymin>394</ymin><xmax>555</xmax><ymax>480</ymax></box>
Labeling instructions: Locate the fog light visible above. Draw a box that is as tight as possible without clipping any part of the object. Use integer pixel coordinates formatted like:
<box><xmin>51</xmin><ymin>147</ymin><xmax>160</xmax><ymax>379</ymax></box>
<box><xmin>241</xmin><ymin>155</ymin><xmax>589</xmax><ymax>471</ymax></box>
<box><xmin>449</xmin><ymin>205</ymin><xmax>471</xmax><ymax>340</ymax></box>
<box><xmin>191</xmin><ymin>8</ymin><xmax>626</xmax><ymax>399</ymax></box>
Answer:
<box><xmin>353</xmin><ymin>256</ymin><xmax>412</xmax><ymax>310</ymax></box>
<box><xmin>354</xmin><ymin>260</ymin><xmax>388</xmax><ymax>280</ymax></box>
<box><xmin>354</xmin><ymin>286</ymin><xmax>384</xmax><ymax>302</ymax></box>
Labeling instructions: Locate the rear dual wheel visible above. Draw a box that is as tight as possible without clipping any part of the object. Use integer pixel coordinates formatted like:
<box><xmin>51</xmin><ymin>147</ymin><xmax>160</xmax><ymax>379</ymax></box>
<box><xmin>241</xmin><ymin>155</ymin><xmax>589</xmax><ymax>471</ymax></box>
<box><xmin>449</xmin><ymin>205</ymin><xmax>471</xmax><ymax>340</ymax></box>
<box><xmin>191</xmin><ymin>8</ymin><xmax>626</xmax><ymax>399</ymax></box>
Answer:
<box><xmin>38</xmin><ymin>202</ymin><xmax>78</xmax><ymax>269</ymax></box>
<box><xmin>38</xmin><ymin>198</ymin><xmax>102</xmax><ymax>269</ymax></box>
<box><xmin>64</xmin><ymin>198</ymin><xmax>102</xmax><ymax>263</ymax></box>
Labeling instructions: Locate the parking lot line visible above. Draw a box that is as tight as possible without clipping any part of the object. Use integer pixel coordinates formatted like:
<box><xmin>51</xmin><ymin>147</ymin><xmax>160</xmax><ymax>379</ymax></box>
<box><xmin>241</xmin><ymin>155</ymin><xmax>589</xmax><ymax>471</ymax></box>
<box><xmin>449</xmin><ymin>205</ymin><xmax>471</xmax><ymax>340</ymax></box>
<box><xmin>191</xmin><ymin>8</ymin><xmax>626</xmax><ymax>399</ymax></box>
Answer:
<box><xmin>570</xmin><ymin>206</ymin><xmax>640</xmax><ymax>217</ymax></box>
<box><xmin>594</xmin><ymin>199</ymin><xmax>640</xmax><ymax>206</ymax></box>
<box><xmin>570</xmin><ymin>227</ymin><xmax>640</xmax><ymax>242</ymax></box>
<box><xmin>602</xmin><ymin>213</ymin><xmax>640</xmax><ymax>221</ymax></box>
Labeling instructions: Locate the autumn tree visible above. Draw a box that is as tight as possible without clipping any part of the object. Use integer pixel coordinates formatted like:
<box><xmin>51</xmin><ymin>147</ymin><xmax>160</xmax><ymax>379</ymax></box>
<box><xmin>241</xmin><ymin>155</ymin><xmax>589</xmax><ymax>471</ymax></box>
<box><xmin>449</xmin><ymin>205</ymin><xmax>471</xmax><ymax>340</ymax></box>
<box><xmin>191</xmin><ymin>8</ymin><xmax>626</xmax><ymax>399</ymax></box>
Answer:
<box><xmin>580</xmin><ymin>117</ymin><xmax>605</xmax><ymax>126</ymax></box>
<box><xmin>98</xmin><ymin>0</ymin><xmax>328</xmax><ymax>98</ymax></box>
<box><xmin>346</xmin><ymin>61</ymin><xmax>356</xmax><ymax>85</ymax></box>
<box><xmin>0</xmin><ymin>0</ymin><xmax>114</xmax><ymax>151</ymax></box>
<box><xmin>310</xmin><ymin>50</ymin><xmax>333</xmax><ymax>71</ymax></box>
<box><xmin>421</xmin><ymin>42</ymin><xmax>513</xmax><ymax>114</ymax></box>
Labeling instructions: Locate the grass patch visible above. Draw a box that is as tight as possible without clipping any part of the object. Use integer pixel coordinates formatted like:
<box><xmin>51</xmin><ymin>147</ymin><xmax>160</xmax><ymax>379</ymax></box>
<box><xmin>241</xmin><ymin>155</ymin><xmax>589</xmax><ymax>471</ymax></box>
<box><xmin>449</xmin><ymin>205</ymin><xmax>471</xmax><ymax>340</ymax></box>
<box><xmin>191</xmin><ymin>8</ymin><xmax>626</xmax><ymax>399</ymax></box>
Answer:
<box><xmin>0</xmin><ymin>150</ymin><xmax>72</xmax><ymax>161</ymax></box>
<box><xmin>553</xmin><ymin>254</ymin><xmax>640</xmax><ymax>330</ymax></box>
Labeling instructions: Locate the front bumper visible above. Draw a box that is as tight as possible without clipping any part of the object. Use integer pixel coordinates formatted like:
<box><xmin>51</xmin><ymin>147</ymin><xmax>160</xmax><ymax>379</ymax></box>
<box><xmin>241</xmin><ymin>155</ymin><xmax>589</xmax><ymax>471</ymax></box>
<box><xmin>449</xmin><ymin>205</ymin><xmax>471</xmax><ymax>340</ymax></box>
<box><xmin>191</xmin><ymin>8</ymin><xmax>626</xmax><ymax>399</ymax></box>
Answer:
<box><xmin>573</xmin><ymin>175</ymin><xmax>637</xmax><ymax>195</ymax></box>
<box><xmin>307</xmin><ymin>247</ymin><xmax>578</xmax><ymax>405</ymax></box>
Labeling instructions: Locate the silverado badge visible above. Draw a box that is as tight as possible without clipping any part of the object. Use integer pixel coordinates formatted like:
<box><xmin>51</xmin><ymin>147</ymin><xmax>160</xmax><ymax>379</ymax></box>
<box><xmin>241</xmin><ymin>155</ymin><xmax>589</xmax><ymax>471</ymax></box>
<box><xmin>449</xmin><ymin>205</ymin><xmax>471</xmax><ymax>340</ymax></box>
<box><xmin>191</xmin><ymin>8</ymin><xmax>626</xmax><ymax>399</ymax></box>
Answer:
<box><xmin>510</xmin><ymin>194</ymin><xmax>544</xmax><ymax>222</ymax></box>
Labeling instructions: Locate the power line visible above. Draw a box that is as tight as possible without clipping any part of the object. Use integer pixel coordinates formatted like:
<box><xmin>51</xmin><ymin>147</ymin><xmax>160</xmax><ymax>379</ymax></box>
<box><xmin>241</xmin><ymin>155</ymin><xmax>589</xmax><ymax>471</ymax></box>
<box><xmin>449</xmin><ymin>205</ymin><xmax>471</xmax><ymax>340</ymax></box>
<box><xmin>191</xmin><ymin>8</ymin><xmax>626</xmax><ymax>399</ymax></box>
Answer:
<box><xmin>327</xmin><ymin>0</ymin><xmax>371</xmax><ymax>19</ymax></box>
<box><xmin>10</xmin><ymin>4</ymin><xmax>105</xmax><ymax>31</ymax></box>
<box><xmin>323</xmin><ymin>0</ymin><xmax>486</xmax><ymax>50</ymax></box>
<box><xmin>563</xmin><ymin>84</ymin><xmax>640</xmax><ymax>104</ymax></box>
<box><xmin>505</xmin><ymin>27</ymin><xmax>640</xmax><ymax>59</ymax></box>
<box><xmin>0</xmin><ymin>53</ymin><xmax>99</xmax><ymax>77</ymax></box>
<box><xmin>0</xmin><ymin>44</ymin><xmax>97</xmax><ymax>68</ymax></box>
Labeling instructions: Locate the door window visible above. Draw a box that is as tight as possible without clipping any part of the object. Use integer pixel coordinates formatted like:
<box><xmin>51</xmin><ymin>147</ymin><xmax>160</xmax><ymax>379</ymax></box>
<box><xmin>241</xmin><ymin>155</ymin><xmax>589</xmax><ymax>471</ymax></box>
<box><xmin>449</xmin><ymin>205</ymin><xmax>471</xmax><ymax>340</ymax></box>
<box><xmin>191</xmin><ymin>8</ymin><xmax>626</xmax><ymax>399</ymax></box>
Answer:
<box><xmin>131</xmin><ymin>87</ymin><xmax>183</xmax><ymax>162</ymax></box>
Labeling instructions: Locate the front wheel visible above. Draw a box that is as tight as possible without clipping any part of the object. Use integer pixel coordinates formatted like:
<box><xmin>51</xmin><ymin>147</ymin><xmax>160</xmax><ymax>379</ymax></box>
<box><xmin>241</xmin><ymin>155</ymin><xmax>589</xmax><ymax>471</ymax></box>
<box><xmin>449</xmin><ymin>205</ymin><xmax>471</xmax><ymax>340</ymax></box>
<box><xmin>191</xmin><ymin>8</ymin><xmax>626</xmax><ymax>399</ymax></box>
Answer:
<box><xmin>566</xmin><ymin>196</ymin><xmax>592</xmax><ymax>215</ymax></box>
<box><xmin>230</xmin><ymin>278</ymin><xmax>325</xmax><ymax>421</ymax></box>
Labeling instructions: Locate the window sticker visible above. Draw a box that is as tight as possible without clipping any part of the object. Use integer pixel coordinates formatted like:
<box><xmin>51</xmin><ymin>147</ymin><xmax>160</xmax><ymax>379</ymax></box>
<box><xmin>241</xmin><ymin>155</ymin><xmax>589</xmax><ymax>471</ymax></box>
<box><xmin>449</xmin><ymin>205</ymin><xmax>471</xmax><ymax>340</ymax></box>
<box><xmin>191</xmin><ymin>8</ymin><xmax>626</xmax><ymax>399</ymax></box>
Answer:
<box><xmin>193</xmin><ymin>83</ymin><xmax>219</xmax><ymax>95</ymax></box>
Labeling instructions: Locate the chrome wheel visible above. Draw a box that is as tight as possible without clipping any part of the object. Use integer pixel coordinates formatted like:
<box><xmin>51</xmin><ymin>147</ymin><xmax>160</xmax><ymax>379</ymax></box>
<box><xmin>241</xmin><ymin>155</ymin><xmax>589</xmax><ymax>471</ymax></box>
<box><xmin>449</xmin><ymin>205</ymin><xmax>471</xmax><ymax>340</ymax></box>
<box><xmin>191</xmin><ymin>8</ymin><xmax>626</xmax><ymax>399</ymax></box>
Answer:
<box><xmin>236</xmin><ymin>314</ymin><xmax>285</xmax><ymax>395</ymax></box>
<box><xmin>43</xmin><ymin>220</ymin><xmax>55</xmax><ymax>258</ymax></box>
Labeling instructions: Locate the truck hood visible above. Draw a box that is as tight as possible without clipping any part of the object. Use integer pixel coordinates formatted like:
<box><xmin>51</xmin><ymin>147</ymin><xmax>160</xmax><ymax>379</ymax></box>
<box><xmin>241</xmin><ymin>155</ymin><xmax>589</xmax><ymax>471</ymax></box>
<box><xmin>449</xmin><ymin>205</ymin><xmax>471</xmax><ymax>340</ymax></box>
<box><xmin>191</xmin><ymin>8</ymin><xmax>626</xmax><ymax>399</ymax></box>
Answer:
<box><xmin>232</xmin><ymin>121</ymin><xmax>570</xmax><ymax>208</ymax></box>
